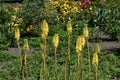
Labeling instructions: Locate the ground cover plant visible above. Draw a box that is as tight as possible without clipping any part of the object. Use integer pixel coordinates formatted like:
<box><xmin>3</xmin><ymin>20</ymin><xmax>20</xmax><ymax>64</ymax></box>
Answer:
<box><xmin>0</xmin><ymin>0</ymin><xmax>120</xmax><ymax>80</ymax></box>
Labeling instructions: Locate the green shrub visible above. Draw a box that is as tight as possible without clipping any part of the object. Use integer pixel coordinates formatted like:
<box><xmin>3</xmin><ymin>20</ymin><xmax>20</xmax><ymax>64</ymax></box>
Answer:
<box><xmin>88</xmin><ymin>1</ymin><xmax>120</xmax><ymax>40</ymax></box>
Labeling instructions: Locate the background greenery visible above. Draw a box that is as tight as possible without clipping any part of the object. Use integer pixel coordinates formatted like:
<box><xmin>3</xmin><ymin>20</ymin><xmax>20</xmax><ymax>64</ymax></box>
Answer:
<box><xmin>0</xmin><ymin>0</ymin><xmax>120</xmax><ymax>80</ymax></box>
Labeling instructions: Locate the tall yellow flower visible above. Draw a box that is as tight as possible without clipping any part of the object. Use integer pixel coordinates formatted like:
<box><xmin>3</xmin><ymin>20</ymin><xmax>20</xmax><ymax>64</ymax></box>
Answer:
<box><xmin>92</xmin><ymin>52</ymin><xmax>98</xmax><ymax>65</ymax></box>
<box><xmin>53</xmin><ymin>34</ymin><xmax>59</xmax><ymax>48</ymax></box>
<box><xmin>41</xmin><ymin>20</ymin><xmax>49</xmax><ymax>39</ymax></box>
<box><xmin>15</xmin><ymin>27</ymin><xmax>20</xmax><ymax>41</ymax></box>
<box><xmin>67</xmin><ymin>21</ymin><xmax>72</xmax><ymax>34</ymax></box>
<box><xmin>96</xmin><ymin>43</ymin><xmax>100</xmax><ymax>53</ymax></box>
<box><xmin>23</xmin><ymin>39</ymin><xmax>29</xmax><ymax>51</ymax></box>
<box><xmin>41</xmin><ymin>20</ymin><xmax>49</xmax><ymax>34</ymax></box>
<box><xmin>76</xmin><ymin>36</ymin><xmax>82</xmax><ymax>53</ymax></box>
<box><xmin>83</xmin><ymin>26</ymin><xmax>89</xmax><ymax>38</ymax></box>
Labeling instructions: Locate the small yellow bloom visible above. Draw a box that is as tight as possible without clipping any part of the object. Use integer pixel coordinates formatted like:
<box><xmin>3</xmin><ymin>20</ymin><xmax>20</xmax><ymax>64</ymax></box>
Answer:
<box><xmin>26</xmin><ymin>25</ymin><xmax>33</xmax><ymax>32</ymax></box>
<box><xmin>12</xmin><ymin>15</ymin><xmax>17</xmax><ymax>21</ymax></box>
<box><xmin>26</xmin><ymin>27</ymin><xmax>30</xmax><ymax>32</ymax></box>
<box><xmin>18</xmin><ymin>18</ymin><xmax>23</xmax><ymax>23</ymax></box>
<box><xmin>11</xmin><ymin>22</ymin><xmax>14</xmax><ymax>26</ymax></box>
<box><xmin>67</xmin><ymin>21</ymin><xmax>72</xmax><ymax>34</ymax></box>
<box><xmin>14</xmin><ymin>24</ymin><xmax>20</xmax><ymax>27</ymax></box>
<box><xmin>53</xmin><ymin>34</ymin><xmax>59</xmax><ymax>48</ymax></box>
<box><xmin>30</xmin><ymin>25</ymin><xmax>33</xmax><ymax>29</ymax></box>
<box><xmin>23</xmin><ymin>39</ymin><xmax>29</xmax><ymax>51</ymax></box>
<box><xmin>83</xmin><ymin>26</ymin><xmax>89</xmax><ymax>38</ymax></box>
<box><xmin>13</xmin><ymin>7</ymin><xmax>19</xmax><ymax>12</ymax></box>
<box><xmin>76</xmin><ymin>36</ymin><xmax>82</xmax><ymax>53</ymax></box>
<box><xmin>15</xmin><ymin>27</ymin><xmax>20</xmax><ymax>41</ymax></box>
<box><xmin>92</xmin><ymin>52</ymin><xmax>98</xmax><ymax>65</ymax></box>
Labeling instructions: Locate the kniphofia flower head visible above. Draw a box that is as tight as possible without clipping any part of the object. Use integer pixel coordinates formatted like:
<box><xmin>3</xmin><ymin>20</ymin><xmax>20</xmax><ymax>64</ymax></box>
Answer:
<box><xmin>41</xmin><ymin>20</ymin><xmax>49</xmax><ymax>34</ymax></box>
<box><xmin>76</xmin><ymin>36</ymin><xmax>82</xmax><ymax>53</ymax></box>
<box><xmin>67</xmin><ymin>21</ymin><xmax>72</xmax><ymax>34</ymax></box>
<box><xmin>53</xmin><ymin>34</ymin><xmax>59</xmax><ymax>48</ymax></box>
<box><xmin>23</xmin><ymin>39</ymin><xmax>29</xmax><ymax>51</ymax></box>
<box><xmin>15</xmin><ymin>27</ymin><xmax>20</xmax><ymax>41</ymax></box>
<box><xmin>41</xmin><ymin>20</ymin><xmax>49</xmax><ymax>39</ymax></box>
<box><xmin>92</xmin><ymin>52</ymin><xmax>98</xmax><ymax>65</ymax></box>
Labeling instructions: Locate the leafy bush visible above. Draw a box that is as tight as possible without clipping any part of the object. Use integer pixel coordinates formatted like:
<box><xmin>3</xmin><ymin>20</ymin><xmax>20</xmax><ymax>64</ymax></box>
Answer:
<box><xmin>0</xmin><ymin>4</ymin><xmax>12</xmax><ymax>49</ymax></box>
<box><xmin>88</xmin><ymin>1</ymin><xmax>120</xmax><ymax>40</ymax></box>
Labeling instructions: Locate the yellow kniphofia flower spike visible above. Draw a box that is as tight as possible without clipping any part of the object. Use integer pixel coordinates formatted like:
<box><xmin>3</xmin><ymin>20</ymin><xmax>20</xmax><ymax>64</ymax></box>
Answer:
<box><xmin>76</xmin><ymin>36</ymin><xmax>82</xmax><ymax>53</ymax></box>
<box><xmin>92</xmin><ymin>52</ymin><xmax>98</xmax><ymax>65</ymax></box>
<box><xmin>15</xmin><ymin>27</ymin><xmax>20</xmax><ymax>41</ymax></box>
<box><xmin>41</xmin><ymin>20</ymin><xmax>49</xmax><ymax>39</ymax></box>
<box><xmin>23</xmin><ymin>39</ymin><xmax>29</xmax><ymax>51</ymax></box>
<box><xmin>67</xmin><ymin>21</ymin><xmax>72</xmax><ymax>34</ymax></box>
<box><xmin>53</xmin><ymin>34</ymin><xmax>59</xmax><ymax>48</ymax></box>
<box><xmin>41</xmin><ymin>20</ymin><xmax>49</xmax><ymax>34</ymax></box>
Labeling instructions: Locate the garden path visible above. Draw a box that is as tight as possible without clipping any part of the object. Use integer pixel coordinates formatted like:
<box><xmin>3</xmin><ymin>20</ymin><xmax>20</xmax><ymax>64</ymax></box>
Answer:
<box><xmin>7</xmin><ymin>41</ymin><xmax>120</xmax><ymax>54</ymax></box>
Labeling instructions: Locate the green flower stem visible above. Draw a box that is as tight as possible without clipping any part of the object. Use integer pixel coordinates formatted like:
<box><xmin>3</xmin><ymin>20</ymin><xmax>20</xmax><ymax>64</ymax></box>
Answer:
<box><xmin>68</xmin><ymin>33</ymin><xmax>71</xmax><ymax>80</ymax></box>
<box><xmin>54</xmin><ymin>47</ymin><xmax>58</xmax><ymax>80</ymax></box>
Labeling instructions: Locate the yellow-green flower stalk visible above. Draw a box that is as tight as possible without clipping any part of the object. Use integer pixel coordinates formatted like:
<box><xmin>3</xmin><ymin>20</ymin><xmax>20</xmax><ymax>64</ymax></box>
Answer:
<box><xmin>41</xmin><ymin>52</ymin><xmax>47</xmax><ymax>80</ymax></box>
<box><xmin>14</xmin><ymin>27</ymin><xmax>22</xmax><ymax>66</ymax></box>
<box><xmin>83</xmin><ymin>25</ymin><xmax>91</xmax><ymax>79</ymax></box>
<box><xmin>40</xmin><ymin>19</ymin><xmax>49</xmax><ymax>80</ymax></box>
<box><xmin>81</xmin><ymin>35</ymin><xmax>85</xmax><ymax>80</ymax></box>
<box><xmin>21</xmin><ymin>39</ymin><xmax>29</xmax><ymax>80</ymax></box>
<box><xmin>76</xmin><ymin>36</ymin><xmax>83</xmax><ymax>80</ymax></box>
<box><xmin>92</xmin><ymin>52</ymin><xmax>98</xmax><ymax>80</ymax></box>
<box><xmin>40</xmin><ymin>19</ymin><xmax>49</xmax><ymax>57</ymax></box>
<box><xmin>67</xmin><ymin>21</ymin><xmax>72</xmax><ymax>80</ymax></box>
<box><xmin>52</xmin><ymin>34</ymin><xmax>59</xmax><ymax>80</ymax></box>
